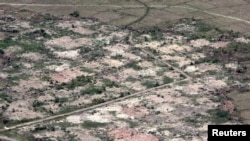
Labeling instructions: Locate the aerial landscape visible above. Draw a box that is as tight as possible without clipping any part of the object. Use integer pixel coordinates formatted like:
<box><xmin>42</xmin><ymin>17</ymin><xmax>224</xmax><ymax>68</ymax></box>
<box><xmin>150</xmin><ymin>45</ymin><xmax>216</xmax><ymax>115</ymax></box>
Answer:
<box><xmin>0</xmin><ymin>0</ymin><xmax>250</xmax><ymax>141</ymax></box>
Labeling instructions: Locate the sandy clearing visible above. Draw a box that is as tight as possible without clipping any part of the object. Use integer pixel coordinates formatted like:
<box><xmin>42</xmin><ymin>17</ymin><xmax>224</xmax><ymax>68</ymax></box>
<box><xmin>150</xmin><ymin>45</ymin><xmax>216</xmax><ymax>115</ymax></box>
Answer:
<box><xmin>18</xmin><ymin>77</ymin><xmax>49</xmax><ymax>89</ymax></box>
<box><xmin>135</xmin><ymin>41</ymin><xmax>161</xmax><ymax>49</ymax></box>
<box><xmin>138</xmin><ymin>69</ymin><xmax>157</xmax><ymax>77</ymax></box>
<box><xmin>21</xmin><ymin>52</ymin><xmax>43</xmax><ymax>61</ymax></box>
<box><xmin>54</xmin><ymin>49</ymin><xmax>80</xmax><ymax>59</ymax></box>
<box><xmin>147</xmin><ymin>93</ymin><xmax>189</xmax><ymax>104</ymax></box>
<box><xmin>66</xmin><ymin>127</ymin><xmax>100</xmax><ymax>141</ymax></box>
<box><xmin>138</xmin><ymin>61</ymin><xmax>153</xmax><ymax>68</ymax></box>
<box><xmin>197</xmin><ymin>63</ymin><xmax>221</xmax><ymax>73</ymax></box>
<box><xmin>225</xmin><ymin>63</ymin><xmax>238</xmax><ymax>70</ymax></box>
<box><xmin>209</xmin><ymin>41</ymin><xmax>228</xmax><ymax>48</ymax></box>
<box><xmin>15</xmin><ymin>21</ymin><xmax>31</xmax><ymax>29</ymax></box>
<box><xmin>105</xmin><ymin>46</ymin><xmax>125</xmax><ymax>56</ymax></box>
<box><xmin>204</xmin><ymin>77</ymin><xmax>227</xmax><ymax>89</ymax></box>
<box><xmin>161</xmin><ymin>55</ymin><xmax>191</xmax><ymax>67</ymax></box>
<box><xmin>82</xmin><ymin>61</ymin><xmax>102</xmax><ymax>70</ymax></box>
<box><xmin>235</xmin><ymin>37</ymin><xmax>250</xmax><ymax>43</ymax></box>
<box><xmin>50</xmin><ymin>68</ymin><xmax>84</xmax><ymax>83</ymax></box>
<box><xmin>184</xmin><ymin>66</ymin><xmax>199</xmax><ymax>73</ymax></box>
<box><xmin>190</xmin><ymin>53</ymin><xmax>205</xmax><ymax>60</ymax></box>
<box><xmin>122</xmin><ymin>106</ymin><xmax>148</xmax><ymax>119</ymax></box>
<box><xmin>46</xmin><ymin>63</ymin><xmax>70</xmax><ymax>72</ymax></box>
<box><xmin>103</xmin><ymin>58</ymin><xmax>124</xmax><ymax>68</ymax></box>
<box><xmin>123</xmin><ymin>81</ymin><xmax>146</xmax><ymax>91</ymax></box>
<box><xmin>66</xmin><ymin>115</ymin><xmax>82</xmax><ymax>124</ymax></box>
<box><xmin>109</xmin><ymin>31</ymin><xmax>129</xmax><ymax>39</ymax></box>
<box><xmin>57</xmin><ymin>21</ymin><xmax>95</xmax><ymax>35</ymax></box>
<box><xmin>105</xmin><ymin>44</ymin><xmax>129</xmax><ymax>52</ymax></box>
<box><xmin>0</xmin><ymin>72</ymin><xmax>8</xmax><ymax>79</ymax></box>
<box><xmin>122</xmin><ymin>52</ymin><xmax>141</xmax><ymax>61</ymax></box>
<box><xmin>164</xmin><ymin>71</ymin><xmax>180</xmax><ymax>79</ymax></box>
<box><xmin>34</xmin><ymin>130</ymin><xmax>65</xmax><ymax>139</ymax></box>
<box><xmin>37</xmin><ymin>95</ymin><xmax>54</xmax><ymax>102</ymax></box>
<box><xmin>45</xmin><ymin>36</ymin><xmax>92</xmax><ymax>49</ymax></box>
<box><xmin>158</xmin><ymin>44</ymin><xmax>192</xmax><ymax>54</ymax></box>
<box><xmin>181</xmin><ymin>83</ymin><xmax>203</xmax><ymax>95</ymax></box>
<box><xmin>108</xmin><ymin>128</ymin><xmax>159</xmax><ymax>141</ymax></box>
<box><xmin>119</xmin><ymin>68</ymin><xmax>138</xmax><ymax>79</ymax></box>
<box><xmin>190</xmin><ymin>39</ymin><xmax>210</xmax><ymax>48</ymax></box>
<box><xmin>82</xmin><ymin>113</ymin><xmax>111</xmax><ymax>123</ymax></box>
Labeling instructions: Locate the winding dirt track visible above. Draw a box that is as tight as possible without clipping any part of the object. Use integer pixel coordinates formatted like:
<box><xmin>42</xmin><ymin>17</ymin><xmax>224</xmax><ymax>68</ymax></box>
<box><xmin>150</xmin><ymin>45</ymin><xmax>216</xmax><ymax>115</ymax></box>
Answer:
<box><xmin>0</xmin><ymin>3</ymin><xmax>250</xmax><ymax>24</ymax></box>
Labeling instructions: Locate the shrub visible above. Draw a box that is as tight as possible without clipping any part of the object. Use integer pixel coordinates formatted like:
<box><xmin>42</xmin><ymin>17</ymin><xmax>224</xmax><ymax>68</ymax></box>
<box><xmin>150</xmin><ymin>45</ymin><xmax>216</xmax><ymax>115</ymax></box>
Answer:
<box><xmin>162</xmin><ymin>76</ymin><xmax>173</xmax><ymax>84</ymax></box>
<box><xmin>57</xmin><ymin>75</ymin><xmax>92</xmax><ymax>90</ymax></box>
<box><xmin>207</xmin><ymin>109</ymin><xmax>230</xmax><ymax>123</ymax></box>
<box><xmin>91</xmin><ymin>98</ymin><xmax>105</xmax><ymax>105</ymax></box>
<box><xmin>69</xmin><ymin>11</ymin><xmax>80</xmax><ymax>17</ymax></box>
<box><xmin>141</xmin><ymin>80</ymin><xmax>159</xmax><ymax>88</ymax></box>
<box><xmin>81</xmin><ymin>120</ymin><xmax>106</xmax><ymax>129</ymax></box>
<box><xmin>81</xmin><ymin>85</ymin><xmax>105</xmax><ymax>95</ymax></box>
<box><xmin>103</xmin><ymin>79</ymin><xmax>118</xmax><ymax>87</ymax></box>
<box><xmin>0</xmin><ymin>49</ymin><xmax>4</xmax><ymax>55</ymax></box>
<box><xmin>124</xmin><ymin>61</ymin><xmax>142</xmax><ymax>70</ymax></box>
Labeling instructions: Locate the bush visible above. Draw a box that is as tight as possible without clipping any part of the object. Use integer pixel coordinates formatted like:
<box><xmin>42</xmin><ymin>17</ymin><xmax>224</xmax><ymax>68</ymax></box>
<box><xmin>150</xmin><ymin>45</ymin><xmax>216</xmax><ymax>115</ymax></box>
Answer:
<box><xmin>69</xmin><ymin>11</ymin><xmax>80</xmax><ymax>17</ymax></box>
<box><xmin>0</xmin><ymin>49</ymin><xmax>4</xmax><ymax>55</ymax></box>
<box><xmin>124</xmin><ymin>61</ymin><xmax>142</xmax><ymax>70</ymax></box>
<box><xmin>141</xmin><ymin>80</ymin><xmax>159</xmax><ymax>88</ymax></box>
<box><xmin>162</xmin><ymin>76</ymin><xmax>173</xmax><ymax>84</ymax></box>
<box><xmin>57</xmin><ymin>75</ymin><xmax>92</xmax><ymax>90</ymax></box>
<box><xmin>54</xmin><ymin>97</ymin><xmax>69</xmax><ymax>103</ymax></box>
<box><xmin>103</xmin><ymin>79</ymin><xmax>118</xmax><ymax>87</ymax></box>
<box><xmin>195</xmin><ymin>57</ymin><xmax>219</xmax><ymax>64</ymax></box>
<box><xmin>81</xmin><ymin>120</ymin><xmax>106</xmax><ymax>129</ymax></box>
<box><xmin>81</xmin><ymin>85</ymin><xmax>105</xmax><ymax>95</ymax></box>
<box><xmin>207</xmin><ymin>109</ymin><xmax>230</xmax><ymax>123</ymax></box>
<box><xmin>91</xmin><ymin>98</ymin><xmax>105</xmax><ymax>105</ymax></box>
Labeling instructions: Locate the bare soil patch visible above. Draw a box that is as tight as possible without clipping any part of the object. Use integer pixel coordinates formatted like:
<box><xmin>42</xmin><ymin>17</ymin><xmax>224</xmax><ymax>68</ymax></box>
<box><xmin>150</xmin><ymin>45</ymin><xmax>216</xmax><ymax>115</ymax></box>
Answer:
<box><xmin>45</xmin><ymin>36</ymin><xmax>92</xmax><ymax>49</ymax></box>
<box><xmin>50</xmin><ymin>68</ymin><xmax>84</xmax><ymax>83</ymax></box>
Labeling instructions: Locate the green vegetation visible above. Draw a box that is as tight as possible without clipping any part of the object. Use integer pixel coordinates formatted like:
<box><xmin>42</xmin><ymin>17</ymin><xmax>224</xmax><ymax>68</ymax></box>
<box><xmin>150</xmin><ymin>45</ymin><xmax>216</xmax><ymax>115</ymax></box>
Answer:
<box><xmin>91</xmin><ymin>98</ymin><xmax>105</xmax><ymax>105</ymax></box>
<box><xmin>81</xmin><ymin>120</ymin><xmax>107</xmax><ymax>129</ymax></box>
<box><xmin>102</xmin><ymin>79</ymin><xmax>118</xmax><ymax>88</ymax></box>
<box><xmin>81</xmin><ymin>85</ymin><xmax>105</xmax><ymax>95</ymax></box>
<box><xmin>111</xmin><ymin>54</ymin><xmax>123</xmax><ymax>60</ymax></box>
<box><xmin>141</xmin><ymin>80</ymin><xmax>159</xmax><ymax>88</ymax></box>
<box><xmin>54</xmin><ymin>97</ymin><xmax>69</xmax><ymax>103</ymax></box>
<box><xmin>0</xmin><ymin>49</ymin><xmax>4</xmax><ymax>55</ymax></box>
<box><xmin>70</xmin><ymin>11</ymin><xmax>80</xmax><ymax>17</ymax></box>
<box><xmin>162</xmin><ymin>76</ymin><xmax>174</xmax><ymax>84</ymax></box>
<box><xmin>57</xmin><ymin>75</ymin><xmax>92</xmax><ymax>90</ymax></box>
<box><xmin>124</xmin><ymin>61</ymin><xmax>142</xmax><ymax>70</ymax></box>
<box><xmin>0</xmin><ymin>93</ymin><xmax>8</xmax><ymax>100</ymax></box>
<box><xmin>195</xmin><ymin>57</ymin><xmax>220</xmax><ymax>64</ymax></box>
<box><xmin>207</xmin><ymin>109</ymin><xmax>231</xmax><ymax>124</ymax></box>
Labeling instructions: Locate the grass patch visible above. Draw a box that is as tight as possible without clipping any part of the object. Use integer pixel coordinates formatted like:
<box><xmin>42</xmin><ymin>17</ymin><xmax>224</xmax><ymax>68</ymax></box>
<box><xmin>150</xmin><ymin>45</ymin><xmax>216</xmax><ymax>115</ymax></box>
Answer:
<box><xmin>162</xmin><ymin>76</ymin><xmax>174</xmax><ymax>84</ymax></box>
<box><xmin>141</xmin><ymin>80</ymin><xmax>159</xmax><ymax>88</ymax></box>
<box><xmin>207</xmin><ymin>109</ymin><xmax>231</xmax><ymax>124</ymax></box>
<box><xmin>124</xmin><ymin>61</ymin><xmax>142</xmax><ymax>70</ymax></box>
<box><xmin>57</xmin><ymin>75</ymin><xmax>92</xmax><ymax>90</ymax></box>
<box><xmin>81</xmin><ymin>85</ymin><xmax>105</xmax><ymax>95</ymax></box>
<box><xmin>81</xmin><ymin>120</ymin><xmax>107</xmax><ymax>129</ymax></box>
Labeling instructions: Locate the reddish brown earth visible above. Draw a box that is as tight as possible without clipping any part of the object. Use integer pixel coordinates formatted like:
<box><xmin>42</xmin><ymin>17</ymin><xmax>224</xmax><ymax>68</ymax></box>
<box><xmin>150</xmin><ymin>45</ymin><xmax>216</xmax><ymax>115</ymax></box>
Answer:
<box><xmin>122</xmin><ymin>106</ymin><xmax>148</xmax><ymax>119</ymax></box>
<box><xmin>108</xmin><ymin>128</ymin><xmax>159</xmax><ymax>141</ymax></box>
